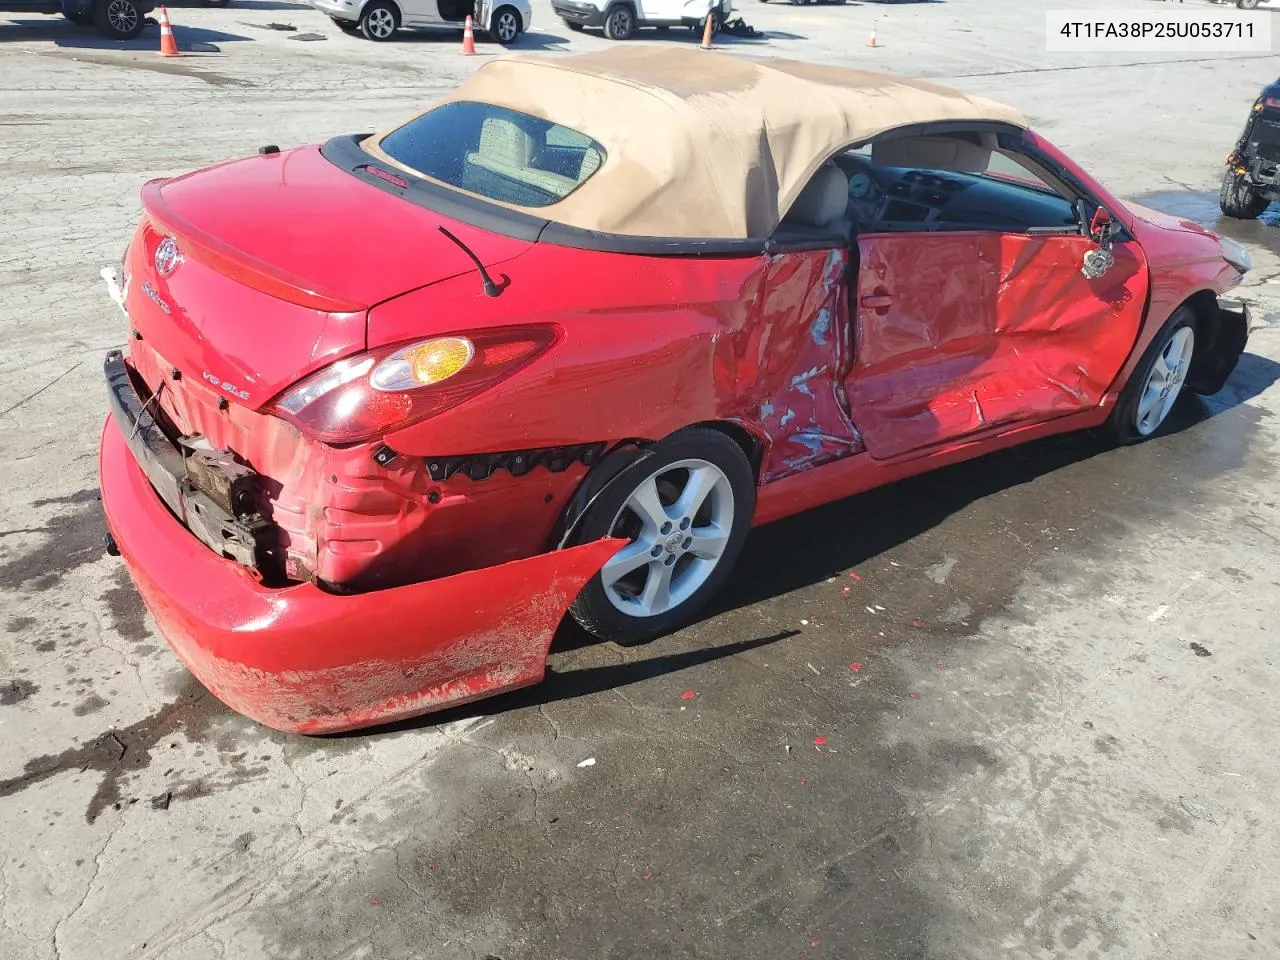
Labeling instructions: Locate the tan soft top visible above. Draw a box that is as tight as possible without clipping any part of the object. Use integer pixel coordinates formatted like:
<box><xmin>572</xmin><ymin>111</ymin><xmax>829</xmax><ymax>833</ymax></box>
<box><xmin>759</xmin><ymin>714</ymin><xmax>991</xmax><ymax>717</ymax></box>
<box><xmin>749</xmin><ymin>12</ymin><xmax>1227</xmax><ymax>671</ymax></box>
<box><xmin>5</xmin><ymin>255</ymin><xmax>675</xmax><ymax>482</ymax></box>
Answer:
<box><xmin>365</xmin><ymin>46</ymin><xmax>1028</xmax><ymax>241</ymax></box>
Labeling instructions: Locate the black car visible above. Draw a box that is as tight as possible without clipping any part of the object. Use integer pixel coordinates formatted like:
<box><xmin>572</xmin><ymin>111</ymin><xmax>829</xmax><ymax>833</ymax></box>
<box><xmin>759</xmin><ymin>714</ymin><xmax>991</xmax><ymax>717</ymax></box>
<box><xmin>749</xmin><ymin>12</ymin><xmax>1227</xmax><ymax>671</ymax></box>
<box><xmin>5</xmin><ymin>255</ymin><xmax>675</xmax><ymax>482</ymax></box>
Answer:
<box><xmin>1222</xmin><ymin>79</ymin><xmax>1280</xmax><ymax>219</ymax></box>
<box><xmin>0</xmin><ymin>0</ymin><xmax>153</xmax><ymax>38</ymax></box>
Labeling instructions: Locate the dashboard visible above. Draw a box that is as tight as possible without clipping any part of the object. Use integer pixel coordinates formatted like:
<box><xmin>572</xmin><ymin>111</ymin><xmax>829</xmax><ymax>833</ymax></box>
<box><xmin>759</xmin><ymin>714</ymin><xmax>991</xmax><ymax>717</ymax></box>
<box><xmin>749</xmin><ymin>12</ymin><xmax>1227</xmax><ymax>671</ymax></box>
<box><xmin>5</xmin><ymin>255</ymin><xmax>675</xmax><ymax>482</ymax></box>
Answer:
<box><xmin>834</xmin><ymin>154</ymin><xmax>1080</xmax><ymax>233</ymax></box>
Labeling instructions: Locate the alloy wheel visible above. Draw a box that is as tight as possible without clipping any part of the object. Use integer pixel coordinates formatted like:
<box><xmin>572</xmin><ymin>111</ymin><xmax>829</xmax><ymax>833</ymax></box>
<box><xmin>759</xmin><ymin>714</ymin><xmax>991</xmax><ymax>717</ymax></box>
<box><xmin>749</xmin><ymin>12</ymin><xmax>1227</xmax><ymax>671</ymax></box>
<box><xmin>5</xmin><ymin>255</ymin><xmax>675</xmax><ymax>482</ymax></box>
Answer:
<box><xmin>1135</xmin><ymin>325</ymin><xmax>1195</xmax><ymax>436</ymax></box>
<box><xmin>106</xmin><ymin>0</ymin><xmax>138</xmax><ymax>32</ymax></box>
<box><xmin>494</xmin><ymin>9</ymin><xmax>519</xmax><ymax>42</ymax></box>
<box><xmin>601</xmin><ymin>459</ymin><xmax>734</xmax><ymax>618</ymax></box>
<box><xmin>367</xmin><ymin>7</ymin><xmax>395</xmax><ymax>38</ymax></box>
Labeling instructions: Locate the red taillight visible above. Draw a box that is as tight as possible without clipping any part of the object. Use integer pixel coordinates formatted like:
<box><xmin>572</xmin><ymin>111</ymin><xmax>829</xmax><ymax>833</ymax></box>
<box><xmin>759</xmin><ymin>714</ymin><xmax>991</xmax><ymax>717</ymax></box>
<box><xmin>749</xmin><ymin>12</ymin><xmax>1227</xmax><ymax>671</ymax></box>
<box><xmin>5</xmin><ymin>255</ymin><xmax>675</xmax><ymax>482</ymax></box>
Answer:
<box><xmin>270</xmin><ymin>325</ymin><xmax>559</xmax><ymax>445</ymax></box>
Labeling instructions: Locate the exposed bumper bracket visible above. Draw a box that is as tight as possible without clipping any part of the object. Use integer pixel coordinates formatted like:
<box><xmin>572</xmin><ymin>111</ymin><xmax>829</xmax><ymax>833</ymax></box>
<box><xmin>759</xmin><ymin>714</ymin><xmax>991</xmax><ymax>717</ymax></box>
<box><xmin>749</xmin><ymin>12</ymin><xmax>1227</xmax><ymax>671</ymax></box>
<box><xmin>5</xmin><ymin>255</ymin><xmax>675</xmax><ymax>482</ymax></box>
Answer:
<box><xmin>104</xmin><ymin>351</ymin><xmax>281</xmax><ymax>580</ymax></box>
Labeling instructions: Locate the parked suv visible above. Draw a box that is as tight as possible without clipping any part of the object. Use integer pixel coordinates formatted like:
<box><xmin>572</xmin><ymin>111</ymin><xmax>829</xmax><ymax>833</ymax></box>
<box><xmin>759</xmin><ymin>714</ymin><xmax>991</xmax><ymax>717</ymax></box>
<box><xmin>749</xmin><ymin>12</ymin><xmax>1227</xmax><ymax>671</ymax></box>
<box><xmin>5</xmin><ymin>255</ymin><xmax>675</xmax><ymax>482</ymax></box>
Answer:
<box><xmin>553</xmin><ymin>0</ymin><xmax>731</xmax><ymax>40</ymax></box>
<box><xmin>0</xmin><ymin>0</ymin><xmax>156</xmax><ymax>39</ymax></box>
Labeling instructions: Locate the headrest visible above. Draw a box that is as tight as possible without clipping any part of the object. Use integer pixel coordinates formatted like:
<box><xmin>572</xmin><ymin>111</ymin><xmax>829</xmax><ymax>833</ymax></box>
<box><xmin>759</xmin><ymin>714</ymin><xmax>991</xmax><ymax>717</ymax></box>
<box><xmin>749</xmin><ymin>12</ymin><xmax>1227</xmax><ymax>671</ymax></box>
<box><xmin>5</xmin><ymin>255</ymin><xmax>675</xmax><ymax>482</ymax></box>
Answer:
<box><xmin>477</xmin><ymin>116</ymin><xmax>534</xmax><ymax>167</ymax></box>
<box><xmin>787</xmin><ymin>164</ymin><xmax>849</xmax><ymax>228</ymax></box>
<box><xmin>871</xmin><ymin>136</ymin><xmax>991</xmax><ymax>173</ymax></box>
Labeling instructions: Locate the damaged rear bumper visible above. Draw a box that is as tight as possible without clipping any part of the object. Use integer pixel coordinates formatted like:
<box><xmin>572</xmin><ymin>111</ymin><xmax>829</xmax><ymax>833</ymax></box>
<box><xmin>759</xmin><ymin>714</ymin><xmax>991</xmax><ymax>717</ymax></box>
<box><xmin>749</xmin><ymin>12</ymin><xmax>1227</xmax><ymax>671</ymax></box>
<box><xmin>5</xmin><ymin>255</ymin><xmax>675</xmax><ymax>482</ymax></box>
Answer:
<box><xmin>99</xmin><ymin>413</ymin><xmax>620</xmax><ymax>735</ymax></box>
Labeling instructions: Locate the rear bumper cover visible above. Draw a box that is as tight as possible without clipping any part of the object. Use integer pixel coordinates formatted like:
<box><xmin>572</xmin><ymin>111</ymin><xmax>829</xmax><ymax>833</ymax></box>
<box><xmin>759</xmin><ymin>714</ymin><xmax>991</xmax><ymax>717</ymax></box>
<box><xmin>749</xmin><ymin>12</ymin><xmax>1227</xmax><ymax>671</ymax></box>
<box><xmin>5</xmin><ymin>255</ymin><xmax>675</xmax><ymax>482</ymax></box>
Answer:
<box><xmin>99</xmin><ymin>411</ymin><xmax>620</xmax><ymax>735</ymax></box>
<box><xmin>553</xmin><ymin>1</ymin><xmax>603</xmax><ymax>25</ymax></box>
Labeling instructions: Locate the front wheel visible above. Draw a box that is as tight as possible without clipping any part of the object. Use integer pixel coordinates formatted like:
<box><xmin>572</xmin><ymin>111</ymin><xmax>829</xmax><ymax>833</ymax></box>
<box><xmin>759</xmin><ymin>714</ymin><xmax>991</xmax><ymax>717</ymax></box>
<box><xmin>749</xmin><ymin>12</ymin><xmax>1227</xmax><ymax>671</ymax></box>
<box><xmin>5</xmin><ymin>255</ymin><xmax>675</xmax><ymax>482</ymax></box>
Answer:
<box><xmin>1219</xmin><ymin>169</ymin><xmax>1269</xmax><ymax>219</ymax></box>
<box><xmin>603</xmin><ymin>3</ymin><xmax>635</xmax><ymax>39</ymax></box>
<box><xmin>489</xmin><ymin>5</ymin><xmax>522</xmax><ymax>44</ymax></box>
<box><xmin>359</xmin><ymin>1</ymin><xmax>398</xmax><ymax>40</ymax></box>
<box><xmin>93</xmin><ymin>0</ymin><xmax>145</xmax><ymax>39</ymax></box>
<box><xmin>1106</xmin><ymin>308</ymin><xmax>1197</xmax><ymax>444</ymax></box>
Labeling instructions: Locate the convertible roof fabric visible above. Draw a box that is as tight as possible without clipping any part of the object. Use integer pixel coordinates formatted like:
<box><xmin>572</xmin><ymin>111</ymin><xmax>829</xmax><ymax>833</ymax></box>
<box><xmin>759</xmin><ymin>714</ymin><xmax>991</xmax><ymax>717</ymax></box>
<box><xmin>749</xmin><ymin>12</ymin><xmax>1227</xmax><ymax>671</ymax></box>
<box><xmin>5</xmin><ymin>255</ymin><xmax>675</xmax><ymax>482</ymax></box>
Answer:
<box><xmin>365</xmin><ymin>46</ymin><xmax>1028</xmax><ymax>240</ymax></box>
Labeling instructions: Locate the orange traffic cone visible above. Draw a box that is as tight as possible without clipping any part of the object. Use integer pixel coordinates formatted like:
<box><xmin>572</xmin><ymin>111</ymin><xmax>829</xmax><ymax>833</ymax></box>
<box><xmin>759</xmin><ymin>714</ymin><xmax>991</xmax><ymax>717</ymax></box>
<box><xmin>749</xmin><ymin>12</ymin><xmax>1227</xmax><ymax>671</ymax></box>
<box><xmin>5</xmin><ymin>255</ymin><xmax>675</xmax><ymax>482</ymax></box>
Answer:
<box><xmin>700</xmin><ymin>12</ymin><xmax>714</xmax><ymax>49</ymax></box>
<box><xmin>866</xmin><ymin>25</ymin><xmax>878</xmax><ymax>47</ymax></box>
<box><xmin>461</xmin><ymin>14</ymin><xmax>476</xmax><ymax>55</ymax></box>
<box><xmin>158</xmin><ymin>6</ymin><xmax>181</xmax><ymax>57</ymax></box>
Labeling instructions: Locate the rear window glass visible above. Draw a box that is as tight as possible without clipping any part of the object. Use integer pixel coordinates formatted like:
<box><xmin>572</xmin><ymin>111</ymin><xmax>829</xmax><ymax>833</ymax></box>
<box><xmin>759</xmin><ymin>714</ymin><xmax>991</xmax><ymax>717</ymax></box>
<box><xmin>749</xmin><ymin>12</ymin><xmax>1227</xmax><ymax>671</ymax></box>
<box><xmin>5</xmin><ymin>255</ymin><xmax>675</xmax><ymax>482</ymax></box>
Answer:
<box><xmin>374</xmin><ymin>101</ymin><xmax>606</xmax><ymax>208</ymax></box>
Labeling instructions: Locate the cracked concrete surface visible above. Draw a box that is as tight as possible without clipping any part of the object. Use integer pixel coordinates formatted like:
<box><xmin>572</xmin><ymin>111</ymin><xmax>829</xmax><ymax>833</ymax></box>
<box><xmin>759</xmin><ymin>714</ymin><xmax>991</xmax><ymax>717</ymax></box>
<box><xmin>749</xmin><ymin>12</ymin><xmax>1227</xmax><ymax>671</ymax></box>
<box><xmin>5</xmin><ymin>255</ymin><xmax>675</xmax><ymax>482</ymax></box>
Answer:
<box><xmin>2</xmin><ymin>0</ymin><xmax>1279</xmax><ymax>957</ymax></box>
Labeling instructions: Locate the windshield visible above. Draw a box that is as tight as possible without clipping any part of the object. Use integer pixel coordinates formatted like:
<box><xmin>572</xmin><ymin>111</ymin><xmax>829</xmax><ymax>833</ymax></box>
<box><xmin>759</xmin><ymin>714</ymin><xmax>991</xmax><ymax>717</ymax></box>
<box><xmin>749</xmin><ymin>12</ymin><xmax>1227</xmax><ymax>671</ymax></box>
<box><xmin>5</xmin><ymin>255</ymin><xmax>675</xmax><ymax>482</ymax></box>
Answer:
<box><xmin>372</xmin><ymin>101</ymin><xmax>606</xmax><ymax>209</ymax></box>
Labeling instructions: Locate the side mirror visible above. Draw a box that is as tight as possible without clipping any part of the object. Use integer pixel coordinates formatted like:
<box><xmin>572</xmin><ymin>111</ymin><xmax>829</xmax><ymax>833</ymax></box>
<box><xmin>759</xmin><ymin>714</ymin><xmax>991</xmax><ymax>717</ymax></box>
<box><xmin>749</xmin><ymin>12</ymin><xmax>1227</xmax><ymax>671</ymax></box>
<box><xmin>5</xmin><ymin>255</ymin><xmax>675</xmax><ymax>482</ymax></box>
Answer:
<box><xmin>1089</xmin><ymin>206</ymin><xmax>1113</xmax><ymax>241</ymax></box>
<box><xmin>1081</xmin><ymin>205</ymin><xmax>1116</xmax><ymax>280</ymax></box>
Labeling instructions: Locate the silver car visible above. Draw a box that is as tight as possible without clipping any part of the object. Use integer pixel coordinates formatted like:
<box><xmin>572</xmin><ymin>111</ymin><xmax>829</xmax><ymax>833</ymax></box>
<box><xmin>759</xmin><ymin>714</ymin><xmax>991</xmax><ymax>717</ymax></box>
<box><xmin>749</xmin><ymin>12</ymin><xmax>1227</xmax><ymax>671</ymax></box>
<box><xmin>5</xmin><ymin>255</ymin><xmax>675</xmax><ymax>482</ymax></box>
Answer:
<box><xmin>314</xmin><ymin>0</ymin><xmax>532</xmax><ymax>42</ymax></box>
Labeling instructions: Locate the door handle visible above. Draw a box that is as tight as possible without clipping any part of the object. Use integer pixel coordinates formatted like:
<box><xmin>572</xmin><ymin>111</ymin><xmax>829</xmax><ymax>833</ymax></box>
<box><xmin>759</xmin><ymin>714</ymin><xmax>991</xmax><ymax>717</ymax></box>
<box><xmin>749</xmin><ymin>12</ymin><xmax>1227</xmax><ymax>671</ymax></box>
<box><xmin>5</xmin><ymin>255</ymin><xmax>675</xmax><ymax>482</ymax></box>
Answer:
<box><xmin>860</xmin><ymin>292</ymin><xmax>895</xmax><ymax>310</ymax></box>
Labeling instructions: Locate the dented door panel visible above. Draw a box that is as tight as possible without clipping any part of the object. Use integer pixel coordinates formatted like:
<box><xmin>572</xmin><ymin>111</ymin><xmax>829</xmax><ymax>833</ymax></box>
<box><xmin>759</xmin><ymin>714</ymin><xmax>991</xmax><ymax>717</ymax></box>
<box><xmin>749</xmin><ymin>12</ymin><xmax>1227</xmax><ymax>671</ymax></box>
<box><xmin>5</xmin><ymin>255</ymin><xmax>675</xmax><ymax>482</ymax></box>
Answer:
<box><xmin>847</xmin><ymin>230</ymin><xmax>1148</xmax><ymax>461</ymax></box>
<box><xmin>847</xmin><ymin>232</ymin><xmax>999</xmax><ymax>460</ymax></box>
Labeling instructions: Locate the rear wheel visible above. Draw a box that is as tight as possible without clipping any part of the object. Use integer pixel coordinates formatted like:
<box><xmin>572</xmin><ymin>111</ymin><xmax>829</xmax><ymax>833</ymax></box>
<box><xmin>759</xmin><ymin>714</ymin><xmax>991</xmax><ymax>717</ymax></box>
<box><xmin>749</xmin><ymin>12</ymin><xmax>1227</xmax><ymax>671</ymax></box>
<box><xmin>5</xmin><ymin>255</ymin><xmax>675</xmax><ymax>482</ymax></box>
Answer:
<box><xmin>489</xmin><ymin>4</ymin><xmax>522</xmax><ymax>43</ymax></box>
<box><xmin>93</xmin><ymin>0</ymin><xmax>145</xmax><ymax>39</ymax></box>
<box><xmin>1219</xmin><ymin>169</ymin><xmax>1269</xmax><ymax>219</ymax></box>
<box><xmin>1106</xmin><ymin>308</ymin><xmax>1197</xmax><ymax>444</ymax></box>
<box><xmin>568</xmin><ymin>429</ymin><xmax>755</xmax><ymax>645</ymax></box>
<box><xmin>359</xmin><ymin>1</ymin><xmax>398</xmax><ymax>40</ymax></box>
<box><xmin>603</xmin><ymin>3</ymin><xmax>635</xmax><ymax>39</ymax></box>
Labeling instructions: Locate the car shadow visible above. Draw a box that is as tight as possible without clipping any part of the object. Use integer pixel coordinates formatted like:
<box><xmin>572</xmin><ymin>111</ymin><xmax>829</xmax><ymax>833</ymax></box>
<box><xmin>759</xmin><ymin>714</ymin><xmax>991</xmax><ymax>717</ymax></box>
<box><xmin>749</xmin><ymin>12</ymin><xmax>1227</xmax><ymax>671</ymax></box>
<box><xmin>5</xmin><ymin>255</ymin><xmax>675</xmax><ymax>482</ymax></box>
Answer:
<box><xmin>0</xmin><ymin>18</ymin><xmax>254</xmax><ymax>45</ymax></box>
<box><xmin>329</xmin><ymin>629</ymin><xmax>803</xmax><ymax>738</ymax></box>
<box><xmin>332</xmin><ymin>352</ymin><xmax>1278</xmax><ymax>739</ymax></box>
<box><xmin>367</xmin><ymin>29</ymin><xmax>572</xmax><ymax>50</ymax></box>
<box><xmin>707</xmin><ymin>350</ymin><xmax>1280</xmax><ymax>617</ymax></box>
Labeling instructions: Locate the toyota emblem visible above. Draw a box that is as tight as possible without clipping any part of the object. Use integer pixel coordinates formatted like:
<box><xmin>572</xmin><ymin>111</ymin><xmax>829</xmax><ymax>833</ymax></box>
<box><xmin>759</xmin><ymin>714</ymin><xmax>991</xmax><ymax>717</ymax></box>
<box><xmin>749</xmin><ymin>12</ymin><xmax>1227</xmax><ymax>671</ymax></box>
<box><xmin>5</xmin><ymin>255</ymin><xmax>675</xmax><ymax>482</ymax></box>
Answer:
<box><xmin>154</xmin><ymin>237</ymin><xmax>182</xmax><ymax>277</ymax></box>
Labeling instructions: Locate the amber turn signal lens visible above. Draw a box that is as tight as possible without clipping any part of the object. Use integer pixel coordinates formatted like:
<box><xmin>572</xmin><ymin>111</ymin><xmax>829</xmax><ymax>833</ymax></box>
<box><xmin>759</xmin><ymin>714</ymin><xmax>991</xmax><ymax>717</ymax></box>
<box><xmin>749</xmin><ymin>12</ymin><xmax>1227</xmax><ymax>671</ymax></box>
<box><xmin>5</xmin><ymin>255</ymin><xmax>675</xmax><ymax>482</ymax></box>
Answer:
<box><xmin>369</xmin><ymin>336</ymin><xmax>475</xmax><ymax>392</ymax></box>
<box><xmin>406</xmin><ymin>337</ymin><xmax>474</xmax><ymax>386</ymax></box>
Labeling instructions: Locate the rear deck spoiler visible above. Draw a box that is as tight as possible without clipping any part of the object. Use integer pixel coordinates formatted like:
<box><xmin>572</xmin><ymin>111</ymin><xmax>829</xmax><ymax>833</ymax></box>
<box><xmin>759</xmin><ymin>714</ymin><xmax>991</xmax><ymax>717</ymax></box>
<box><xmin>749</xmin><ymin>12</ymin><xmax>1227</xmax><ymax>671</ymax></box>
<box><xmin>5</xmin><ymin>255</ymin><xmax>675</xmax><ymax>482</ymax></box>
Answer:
<box><xmin>141</xmin><ymin>177</ymin><xmax>366</xmax><ymax>314</ymax></box>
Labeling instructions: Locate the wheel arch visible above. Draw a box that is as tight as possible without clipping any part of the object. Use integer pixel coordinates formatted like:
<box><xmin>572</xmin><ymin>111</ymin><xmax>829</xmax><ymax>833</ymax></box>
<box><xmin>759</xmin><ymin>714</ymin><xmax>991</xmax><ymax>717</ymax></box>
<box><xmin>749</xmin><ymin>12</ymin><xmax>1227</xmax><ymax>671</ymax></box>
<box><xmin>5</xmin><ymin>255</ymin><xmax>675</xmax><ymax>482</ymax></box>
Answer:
<box><xmin>490</xmin><ymin>2</ymin><xmax>523</xmax><ymax>28</ymax></box>
<box><xmin>361</xmin><ymin>0</ymin><xmax>401</xmax><ymax>22</ymax></box>
<box><xmin>1184</xmin><ymin>288</ymin><xmax>1248</xmax><ymax>394</ymax></box>
<box><xmin>603</xmin><ymin>0</ymin><xmax>637</xmax><ymax>23</ymax></box>
<box><xmin>550</xmin><ymin>419</ymin><xmax>764</xmax><ymax>552</ymax></box>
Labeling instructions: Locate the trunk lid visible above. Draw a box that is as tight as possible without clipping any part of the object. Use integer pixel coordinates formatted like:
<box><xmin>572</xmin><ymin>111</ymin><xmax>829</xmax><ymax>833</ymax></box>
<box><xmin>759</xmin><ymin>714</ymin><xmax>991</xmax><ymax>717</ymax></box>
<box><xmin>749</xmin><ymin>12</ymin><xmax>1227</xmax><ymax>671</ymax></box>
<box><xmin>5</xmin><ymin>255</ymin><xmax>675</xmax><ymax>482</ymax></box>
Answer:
<box><xmin>126</xmin><ymin>145</ymin><xmax>532</xmax><ymax>407</ymax></box>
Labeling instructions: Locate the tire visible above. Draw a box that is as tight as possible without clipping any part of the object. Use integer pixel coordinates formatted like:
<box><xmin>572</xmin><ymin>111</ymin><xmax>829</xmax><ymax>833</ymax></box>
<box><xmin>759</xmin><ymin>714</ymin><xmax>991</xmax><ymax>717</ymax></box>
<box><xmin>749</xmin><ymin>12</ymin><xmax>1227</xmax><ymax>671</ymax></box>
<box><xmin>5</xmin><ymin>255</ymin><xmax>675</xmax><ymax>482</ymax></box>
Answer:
<box><xmin>331</xmin><ymin>15</ymin><xmax>359</xmax><ymax>31</ymax></box>
<box><xmin>1239</xmin><ymin>0</ymin><xmax>1260</xmax><ymax>9</ymax></box>
<box><xmin>567</xmin><ymin>428</ymin><xmax>756</xmax><ymax>646</ymax></box>
<box><xmin>1219</xmin><ymin>169</ymin><xmax>1269</xmax><ymax>219</ymax></box>
<box><xmin>1105</xmin><ymin>307</ymin><xmax>1197</xmax><ymax>444</ymax></box>
<box><xmin>489</xmin><ymin>4</ymin><xmax>522</xmax><ymax>44</ymax></box>
<box><xmin>602</xmin><ymin>3</ymin><xmax>635</xmax><ymax>40</ymax></box>
<box><xmin>359</xmin><ymin>1</ymin><xmax>398</xmax><ymax>40</ymax></box>
<box><xmin>93</xmin><ymin>0</ymin><xmax>145</xmax><ymax>39</ymax></box>
<box><xmin>565</xmin><ymin>19</ymin><xmax>584</xmax><ymax>30</ymax></box>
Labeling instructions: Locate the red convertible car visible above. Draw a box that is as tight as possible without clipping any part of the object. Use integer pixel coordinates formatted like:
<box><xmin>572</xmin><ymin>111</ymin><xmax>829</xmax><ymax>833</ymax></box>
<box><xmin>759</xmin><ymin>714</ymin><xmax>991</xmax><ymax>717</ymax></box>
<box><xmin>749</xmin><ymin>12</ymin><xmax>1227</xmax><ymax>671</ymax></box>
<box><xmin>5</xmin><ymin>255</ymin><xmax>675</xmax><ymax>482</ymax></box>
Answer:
<box><xmin>99</xmin><ymin>48</ymin><xmax>1250</xmax><ymax>733</ymax></box>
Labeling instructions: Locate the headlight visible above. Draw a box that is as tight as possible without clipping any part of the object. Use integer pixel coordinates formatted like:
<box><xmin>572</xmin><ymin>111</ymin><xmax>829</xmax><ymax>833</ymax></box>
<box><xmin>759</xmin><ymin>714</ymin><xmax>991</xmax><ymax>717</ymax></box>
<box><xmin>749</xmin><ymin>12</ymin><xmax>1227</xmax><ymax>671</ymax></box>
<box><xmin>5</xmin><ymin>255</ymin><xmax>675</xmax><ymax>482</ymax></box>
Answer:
<box><xmin>1220</xmin><ymin>236</ymin><xmax>1252</xmax><ymax>274</ymax></box>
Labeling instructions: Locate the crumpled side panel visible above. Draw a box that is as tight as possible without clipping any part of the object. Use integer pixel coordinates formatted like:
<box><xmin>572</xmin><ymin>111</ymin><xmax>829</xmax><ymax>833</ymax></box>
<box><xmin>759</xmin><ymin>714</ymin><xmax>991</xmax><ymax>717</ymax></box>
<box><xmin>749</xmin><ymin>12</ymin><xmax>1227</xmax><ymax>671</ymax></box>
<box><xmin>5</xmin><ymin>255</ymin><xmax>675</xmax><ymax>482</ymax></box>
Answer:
<box><xmin>848</xmin><ymin>231</ymin><xmax>1146</xmax><ymax>461</ymax></box>
<box><xmin>725</xmin><ymin>247</ymin><xmax>863</xmax><ymax>482</ymax></box>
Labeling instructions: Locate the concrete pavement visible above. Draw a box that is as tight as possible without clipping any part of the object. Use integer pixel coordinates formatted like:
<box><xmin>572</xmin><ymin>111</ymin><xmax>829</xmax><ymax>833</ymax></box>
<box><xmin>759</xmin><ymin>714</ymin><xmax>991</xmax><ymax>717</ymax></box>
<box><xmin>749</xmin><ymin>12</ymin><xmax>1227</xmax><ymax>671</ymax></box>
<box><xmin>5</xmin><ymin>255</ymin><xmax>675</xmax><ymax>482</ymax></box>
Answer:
<box><xmin>1</xmin><ymin>0</ymin><xmax>1278</xmax><ymax>957</ymax></box>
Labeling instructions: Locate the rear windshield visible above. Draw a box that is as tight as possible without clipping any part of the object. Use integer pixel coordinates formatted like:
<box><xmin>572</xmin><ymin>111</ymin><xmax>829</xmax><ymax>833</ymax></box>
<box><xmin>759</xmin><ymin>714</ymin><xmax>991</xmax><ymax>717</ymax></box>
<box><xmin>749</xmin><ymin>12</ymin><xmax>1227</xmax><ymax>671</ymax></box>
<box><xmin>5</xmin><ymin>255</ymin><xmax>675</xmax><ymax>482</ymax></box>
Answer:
<box><xmin>374</xmin><ymin>102</ymin><xmax>606</xmax><ymax>208</ymax></box>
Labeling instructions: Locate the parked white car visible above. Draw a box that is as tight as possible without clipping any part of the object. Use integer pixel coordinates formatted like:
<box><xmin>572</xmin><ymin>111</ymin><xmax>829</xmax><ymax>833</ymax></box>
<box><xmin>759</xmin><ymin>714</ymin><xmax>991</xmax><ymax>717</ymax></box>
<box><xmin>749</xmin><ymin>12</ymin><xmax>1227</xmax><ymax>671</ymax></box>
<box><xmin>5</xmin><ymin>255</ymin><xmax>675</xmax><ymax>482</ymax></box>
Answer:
<box><xmin>313</xmin><ymin>0</ymin><xmax>531</xmax><ymax>42</ymax></box>
<box><xmin>553</xmin><ymin>0</ymin><xmax>731</xmax><ymax>40</ymax></box>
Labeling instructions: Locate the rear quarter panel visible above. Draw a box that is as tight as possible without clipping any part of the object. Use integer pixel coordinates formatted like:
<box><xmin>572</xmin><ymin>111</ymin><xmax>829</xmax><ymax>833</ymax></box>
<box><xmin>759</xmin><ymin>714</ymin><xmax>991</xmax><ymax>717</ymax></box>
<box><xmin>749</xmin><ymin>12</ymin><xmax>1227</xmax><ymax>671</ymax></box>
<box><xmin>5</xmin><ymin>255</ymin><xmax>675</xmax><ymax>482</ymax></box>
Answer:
<box><xmin>369</xmin><ymin>242</ymin><xmax>771</xmax><ymax>455</ymax></box>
